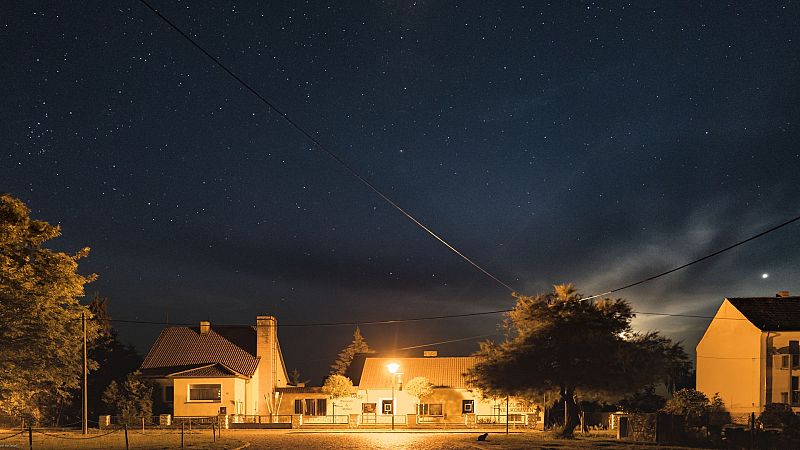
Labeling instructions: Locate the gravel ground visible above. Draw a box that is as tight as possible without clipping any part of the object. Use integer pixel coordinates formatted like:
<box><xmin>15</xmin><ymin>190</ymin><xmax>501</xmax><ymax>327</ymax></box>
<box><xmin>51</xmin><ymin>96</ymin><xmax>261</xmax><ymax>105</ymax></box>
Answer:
<box><xmin>231</xmin><ymin>430</ymin><xmax>705</xmax><ymax>450</ymax></box>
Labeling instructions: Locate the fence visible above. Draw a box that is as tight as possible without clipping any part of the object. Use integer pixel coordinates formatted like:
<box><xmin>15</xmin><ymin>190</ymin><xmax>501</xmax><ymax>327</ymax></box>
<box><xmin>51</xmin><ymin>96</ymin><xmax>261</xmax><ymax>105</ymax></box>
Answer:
<box><xmin>0</xmin><ymin>422</ymin><xmax>228</xmax><ymax>450</ymax></box>
<box><xmin>230</xmin><ymin>414</ymin><xmax>292</xmax><ymax>424</ymax></box>
<box><xmin>303</xmin><ymin>415</ymin><xmax>349</xmax><ymax>425</ymax></box>
<box><xmin>359</xmin><ymin>414</ymin><xmax>407</xmax><ymax>425</ymax></box>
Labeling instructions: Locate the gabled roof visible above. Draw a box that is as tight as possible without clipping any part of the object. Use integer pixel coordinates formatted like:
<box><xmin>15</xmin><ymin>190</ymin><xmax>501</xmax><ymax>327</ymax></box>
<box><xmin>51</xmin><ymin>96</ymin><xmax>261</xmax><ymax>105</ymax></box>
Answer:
<box><xmin>358</xmin><ymin>357</ymin><xmax>476</xmax><ymax>389</ymax></box>
<box><xmin>169</xmin><ymin>363</ymin><xmax>245</xmax><ymax>378</ymax></box>
<box><xmin>727</xmin><ymin>296</ymin><xmax>800</xmax><ymax>331</ymax></box>
<box><xmin>140</xmin><ymin>326</ymin><xmax>260</xmax><ymax>378</ymax></box>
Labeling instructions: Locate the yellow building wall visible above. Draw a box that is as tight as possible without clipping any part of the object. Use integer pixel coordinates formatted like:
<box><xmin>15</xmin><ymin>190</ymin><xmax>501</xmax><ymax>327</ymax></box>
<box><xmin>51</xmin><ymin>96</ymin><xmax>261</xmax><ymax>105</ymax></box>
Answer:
<box><xmin>764</xmin><ymin>331</ymin><xmax>800</xmax><ymax>408</ymax></box>
<box><xmin>696</xmin><ymin>299</ymin><xmax>763</xmax><ymax>415</ymax></box>
<box><xmin>172</xmin><ymin>377</ymin><xmax>245</xmax><ymax>417</ymax></box>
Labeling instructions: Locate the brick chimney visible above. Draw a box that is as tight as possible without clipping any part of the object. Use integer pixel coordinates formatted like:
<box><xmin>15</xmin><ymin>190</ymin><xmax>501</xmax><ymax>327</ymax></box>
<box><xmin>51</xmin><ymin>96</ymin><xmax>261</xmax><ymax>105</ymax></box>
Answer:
<box><xmin>199</xmin><ymin>321</ymin><xmax>211</xmax><ymax>335</ymax></box>
<box><xmin>776</xmin><ymin>291</ymin><xmax>791</xmax><ymax>298</ymax></box>
<box><xmin>256</xmin><ymin>316</ymin><xmax>278</xmax><ymax>414</ymax></box>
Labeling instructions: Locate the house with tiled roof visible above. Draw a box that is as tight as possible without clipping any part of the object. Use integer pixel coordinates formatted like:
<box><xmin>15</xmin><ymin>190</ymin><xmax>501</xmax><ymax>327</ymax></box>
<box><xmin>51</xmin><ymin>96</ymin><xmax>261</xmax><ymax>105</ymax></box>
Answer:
<box><xmin>276</xmin><ymin>353</ymin><xmax>542</xmax><ymax>427</ymax></box>
<box><xmin>696</xmin><ymin>292</ymin><xmax>800</xmax><ymax>415</ymax></box>
<box><xmin>140</xmin><ymin>316</ymin><xmax>288</xmax><ymax>418</ymax></box>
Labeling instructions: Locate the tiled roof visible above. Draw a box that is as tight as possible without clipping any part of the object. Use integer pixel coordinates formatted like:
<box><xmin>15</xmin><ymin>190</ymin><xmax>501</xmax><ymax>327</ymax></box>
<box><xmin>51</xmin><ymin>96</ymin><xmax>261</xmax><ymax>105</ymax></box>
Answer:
<box><xmin>170</xmin><ymin>363</ymin><xmax>241</xmax><ymax>378</ymax></box>
<box><xmin>728</xmin><ymin>297</ymin><xmax>800</xmax><ymax>331</ymax></box>
<box><xmin>358</xmin><ymin>357</ymin><xmax>476</xmax><ymax>389</ymax></box>
<box><xmin>140</xmin><ymin>326</ymin><xmax>260</xmax><ymax>377</ymax></box>
<box><xmin>276</xmin><ymin>386</ymin><xmax>323</xmax><ymax>394</ymax></box>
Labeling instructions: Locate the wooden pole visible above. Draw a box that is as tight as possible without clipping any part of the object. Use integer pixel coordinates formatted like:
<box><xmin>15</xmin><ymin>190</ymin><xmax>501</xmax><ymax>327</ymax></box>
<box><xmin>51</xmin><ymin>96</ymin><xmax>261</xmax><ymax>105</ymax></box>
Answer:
<box><xmin>124</xmin><ymin>424</ymin><xmax>129</xmax><ymax>450</ymax></box>
<box><xmin>181</xmin><ymin>423</ymin><xmax>184</xmax><ymax>448</ymax></box>
<box><xmin>82</xmin><ymin>312</ymin><xmax>88</xmax><ymax>435</ymax></box>
<box><xmin>28</xmin><ymin>425</ymin><xmax>32</xmax><ymax>450</ymax></box>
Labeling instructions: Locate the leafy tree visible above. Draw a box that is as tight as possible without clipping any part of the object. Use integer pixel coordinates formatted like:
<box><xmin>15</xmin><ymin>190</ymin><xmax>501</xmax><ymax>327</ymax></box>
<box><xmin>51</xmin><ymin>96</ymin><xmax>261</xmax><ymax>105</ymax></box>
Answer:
<box><xmin>102</xmin><ymin>371</ymin><xmax>153</xmax><ymax>424</ymax></box>
<box><xmin>0</xmin><ymin>194</ymin><xmax>100</xmax><ymax>423</ymax></box>
<box><xmin>330</xmin><ymin>327</ymin><xmax>375</xmax><ymax>375</ymax></box>
<box><xmin>404</xmin><ymin>377</ymin><xmax>434</xmax><ymax>414</ymax></box>
<box><xmin>661</xmin><ymin>388</ymin><xmax>724</xmax><ymax>421</ymax></box>
<box><xmin>467</xmin><ymin>284</ymin><xmax>690</xmax><ymax>437</ymax></box>
<box><xmin>321</xmin><ymin>374</ymin><xmax>354</xmax><ymax>417</ymax></box>
<box><xmin>618</xmin><ymin>386</ymin><xmax>666</xmax><ymax>413</ymax></box>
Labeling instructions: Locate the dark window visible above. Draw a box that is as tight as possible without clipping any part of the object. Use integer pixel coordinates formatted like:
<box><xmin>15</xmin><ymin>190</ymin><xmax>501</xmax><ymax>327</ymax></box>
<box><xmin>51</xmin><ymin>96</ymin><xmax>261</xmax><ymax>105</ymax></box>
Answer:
<box><xmin>304</xmin><ymin>399</ymin><xmax>316</xmax><ymax>416</ymax></box>
<box><xmin>793</xmin><ymin>376</ymin><xmax>800</xmax><ymax>405</ymax></box>
<box><xmin>793</xmin><ymin>354</ymin><xmax>800</xmax><ymax>368</ymax></box>
<box><xmin>462</xmin><ymin>400</ymin><xmax>474</xmax><ymax>414</ymax></box>
<box><xmin>418</xmin><ymin>403</ymin><xmax>443</xmax><ymax>416</ymax></box>
<box><xmin>188</xmin><ymin>384</ymin><xmax>221</xmax><ymax>401</ymax></box>
<box><xmin>316</xmin><ymin>399</ymin><xmax>327</xmax><ymax>416</ymax></box>
<box><xmin>294</xmin><ymin>399</ymin><xmax>303</xmax><ymax>414</ymax></box>
<box><xmin>782</xmin><ymin>355</ymin><xmax>790</xmax><ymax>369</ymax></box>
<box><xmin>362</xmin><ymin>403</ymin><xmax>376</xmax><ymax>414</ymax></box>
<box><xmin>164</xmin><ymin>386</ymin><xmax>174</xmax><ymax>403</ymax></box>
<box><xmin>793</xmin><ymin>376</ymin><xmax>799</xmax><ymax>391</ymax></box>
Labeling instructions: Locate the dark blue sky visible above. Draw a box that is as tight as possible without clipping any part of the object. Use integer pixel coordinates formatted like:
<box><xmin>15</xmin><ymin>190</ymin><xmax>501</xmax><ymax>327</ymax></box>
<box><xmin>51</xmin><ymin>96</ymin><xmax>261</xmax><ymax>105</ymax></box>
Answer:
<box><xmin>3</xmin><ymin>1</ymin><xmax>799</xmax><ymax>382</ymax></box>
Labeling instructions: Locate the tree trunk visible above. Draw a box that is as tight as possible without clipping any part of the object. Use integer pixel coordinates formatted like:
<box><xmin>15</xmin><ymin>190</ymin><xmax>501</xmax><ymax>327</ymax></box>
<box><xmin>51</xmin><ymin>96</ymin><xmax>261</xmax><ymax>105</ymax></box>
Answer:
<box><xmin>559</xmin><ymin>388</ymin><xmax>579</xmax><ymax>438</ymax></box>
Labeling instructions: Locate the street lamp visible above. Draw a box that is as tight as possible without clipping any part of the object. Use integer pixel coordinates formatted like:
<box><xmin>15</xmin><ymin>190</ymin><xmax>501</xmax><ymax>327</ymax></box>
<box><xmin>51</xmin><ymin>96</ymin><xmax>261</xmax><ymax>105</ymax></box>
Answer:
<box><xmin>387</xmin><ymin>363</ymin><xmax>400</xmax><ymax>430</ymax></box>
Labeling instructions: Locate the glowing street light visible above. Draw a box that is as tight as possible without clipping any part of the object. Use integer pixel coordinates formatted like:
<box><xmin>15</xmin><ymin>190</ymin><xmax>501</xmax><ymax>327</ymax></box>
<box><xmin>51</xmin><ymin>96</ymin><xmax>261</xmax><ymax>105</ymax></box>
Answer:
<box><xmin>387</xmin><ymin>362</ymin><xmax>400</xmax><ymax>430</ymax></box>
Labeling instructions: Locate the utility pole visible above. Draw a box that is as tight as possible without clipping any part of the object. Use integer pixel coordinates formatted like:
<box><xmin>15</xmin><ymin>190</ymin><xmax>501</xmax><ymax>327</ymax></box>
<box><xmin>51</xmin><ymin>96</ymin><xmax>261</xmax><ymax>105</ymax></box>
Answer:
<box><xmin>82</xmin><ymin>312</ymin><xmax>88</xmax><ymax>435</ymax></box>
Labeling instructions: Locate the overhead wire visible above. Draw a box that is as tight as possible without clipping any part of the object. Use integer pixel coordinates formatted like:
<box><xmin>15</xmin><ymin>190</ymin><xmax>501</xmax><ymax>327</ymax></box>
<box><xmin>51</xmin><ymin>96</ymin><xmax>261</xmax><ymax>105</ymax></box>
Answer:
<box><xmin>134</xmin><ymin>0</ymin><xmax>515</xmax><ymax>294</ymax></box>
<box><xmin>97</xmin><ymin>211</ymin><xmax>798</xmax><ymax>327</ymax></box>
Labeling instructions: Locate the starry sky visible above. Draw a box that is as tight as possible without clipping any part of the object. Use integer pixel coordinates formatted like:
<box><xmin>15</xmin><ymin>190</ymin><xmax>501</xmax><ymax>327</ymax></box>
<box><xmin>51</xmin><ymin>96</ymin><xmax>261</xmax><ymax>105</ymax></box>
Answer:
<box><xmin>3</xmin><ymin>1</ymin><xmax>800</xmax><ymax>382</ymax></box>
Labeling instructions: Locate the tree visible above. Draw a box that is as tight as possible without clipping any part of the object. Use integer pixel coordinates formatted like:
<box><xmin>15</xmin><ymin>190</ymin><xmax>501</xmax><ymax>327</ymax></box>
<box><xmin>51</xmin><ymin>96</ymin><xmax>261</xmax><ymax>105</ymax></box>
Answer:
<box><xmin>467</xmin><ymin>284</ymin><xmax>690</xmax><ymax>437</ymax></box>
<box><xmin>404</xmin><ymin>377</ymin><xmax>434</xmax><ymax>414</ymax></box>
<box><xmin>661</xmin><ymin>388</ymin><xmax>724</xmax><ymax>420</ymax></box>
<box><xmin>330</xmin><ymin>327</ymin><xmax>375</xmax><ymax>375</ymax></box>
<box><xmin>289</xmin><ymin>368</ymin><xmax>310</xmax><ymax>387</ymax></box>
<box><xmin>618</xmin><ymin>386</ymin><xmax>666</xmax><ymax>413</ymax></box>
<box><xmin>102</xmin><ymin>371</ymin><xmax>153</xmax><ymax>424</ymax></box>
<box><xmin>321</xmin><ymin>374</ymin><xmax>354</xmax><ymax>418</ymax></box>
<box><xmin>0</xmin><ymin>194</ymin><xmax>100</xmax><ymax>423</ymax></box>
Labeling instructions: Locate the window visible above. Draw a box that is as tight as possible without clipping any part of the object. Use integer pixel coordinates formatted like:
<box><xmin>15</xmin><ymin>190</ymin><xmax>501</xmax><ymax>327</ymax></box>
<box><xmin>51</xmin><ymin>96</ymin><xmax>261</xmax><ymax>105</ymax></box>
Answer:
<box><xmin>793</xmin><ymin>377</ymin><xmax>800</xmax><ymax>405</ymax></box>
<box><xmin>782</xmin><ymin>355</ymin><xmax>790</xmax><ymax>369</ymax></box>
<box><xmin>382</xmin><ymin>399</ymin><xmax>393</xmax><ymax>414</ymax></box>
<box><xmin>316</xmin><ymin>399</ymin><xmax>327</xmax><ymax>416</ymax></box>
<box><xmin>418</xmin><ymin>403</ymin><xmax>443</xmax><ymax>416</ymax></box>
<box><xmin>164</xmin><ymin>386</ymin><xmax>174</xmax><ymax>403</ymax></box>
<box><xmin>462</xmin><ymin>400</ymin><xmax>474</xmax><ymax>414</ymax></box>
<box><xmin>294</xmin><ymin>398</ymin><xmax>326</xmax><ymax>415</ymax></box>
<box><xmin>305</xmin><ymin>399</ymin><xmax>316</xmax><ymax>416</ymax></box>
<box><xmin>362</xmin><ymin>403</ymin><xmax>377</xmax><ymax>414</ymax></box>
<box><xmin>188</xmin><ymin>384</ymin><xmax>221</xmax><ymax>401</ymax></box>
<box><xmin>791</xmin><ymin>341</ymin><xmax>800</xmax><ymax>367</ymax></box>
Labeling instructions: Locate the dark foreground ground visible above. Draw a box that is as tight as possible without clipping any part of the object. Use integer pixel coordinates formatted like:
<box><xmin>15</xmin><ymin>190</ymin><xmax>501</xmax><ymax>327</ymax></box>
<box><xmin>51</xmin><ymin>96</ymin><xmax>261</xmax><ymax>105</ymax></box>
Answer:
<box><xmin>0</xmin><ymin>428</ymin><xmax>709</xmax><ymax>449</ymax></box>
<box><xmin>235</xmin><ymin>430</ymin><xmax>706</xmax><ymax>450</ymax></box>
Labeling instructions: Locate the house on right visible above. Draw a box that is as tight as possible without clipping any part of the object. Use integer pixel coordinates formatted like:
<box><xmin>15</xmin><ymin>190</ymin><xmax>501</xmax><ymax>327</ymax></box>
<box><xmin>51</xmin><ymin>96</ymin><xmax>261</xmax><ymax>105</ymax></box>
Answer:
<box><xmin>696</xmin><ymin>291</ymin><xmax>800</xmax><ymax>416</ymax></box>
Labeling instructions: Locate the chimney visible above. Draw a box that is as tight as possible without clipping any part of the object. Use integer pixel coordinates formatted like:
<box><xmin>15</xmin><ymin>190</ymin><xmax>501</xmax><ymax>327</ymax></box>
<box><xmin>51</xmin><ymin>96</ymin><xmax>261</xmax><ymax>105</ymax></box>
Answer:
<box><xmin>256</xmin><ymin>316</ymin><xmax>278</xmax><ymax>414</ymax></box>
<box><xmin>199</xmin><ymin>321</ymin><xmax>211</xmax><ymax>335</ymax></box>
<box><xmin>423</xmin><ymin>350</ymin><xmax>438</xmax><ymax>357</ymax></box>
<box><xmin>777</xmin><ymin>291</ymin><xmax>791</xmax><ymax>298</ymax></box>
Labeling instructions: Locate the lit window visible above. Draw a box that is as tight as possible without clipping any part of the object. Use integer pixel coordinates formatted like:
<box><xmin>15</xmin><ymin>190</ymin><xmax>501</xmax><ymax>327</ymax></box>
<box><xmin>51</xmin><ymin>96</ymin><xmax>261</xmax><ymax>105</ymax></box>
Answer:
<box><xmin>188</xmin><ymin>384</ymin><xmax>221</xmax><ymax>401</ymax></box>
<box><xmin>382</xmin><ymin>399</ymin><xmax>393</xmax><ymax>414</ymax></box>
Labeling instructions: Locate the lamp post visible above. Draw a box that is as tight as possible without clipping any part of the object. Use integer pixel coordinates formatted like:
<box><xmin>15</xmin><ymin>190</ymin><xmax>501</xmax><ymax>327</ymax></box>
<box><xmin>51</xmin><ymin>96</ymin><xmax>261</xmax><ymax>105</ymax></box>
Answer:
<box><xmin>387</xmin><ymin>363</ymin><xmax>400</xmax><ymax>431</ymax></box>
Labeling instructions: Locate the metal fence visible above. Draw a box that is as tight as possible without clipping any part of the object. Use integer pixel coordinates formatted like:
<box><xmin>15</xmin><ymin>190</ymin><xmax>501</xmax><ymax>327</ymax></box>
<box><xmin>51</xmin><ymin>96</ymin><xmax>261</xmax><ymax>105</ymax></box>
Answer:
<box><xmin>303</xmin><ymin>415</ymin><xmax>349</xmax><ymax>424</ymax></box>
<box><xmin>359</xmin><ymin>414</ymin><xmax>407</xmax><ymax>425</ymax></box>
<box><xmin>230</xmin><ymin>414</ymin><xmax>292</xmax><ymax>424</ymax></box>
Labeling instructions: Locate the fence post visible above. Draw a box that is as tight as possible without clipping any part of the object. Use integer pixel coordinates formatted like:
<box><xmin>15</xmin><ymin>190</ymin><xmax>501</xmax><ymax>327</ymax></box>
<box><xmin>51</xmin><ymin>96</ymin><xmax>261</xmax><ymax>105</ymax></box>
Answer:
<box><xmin>142</xmin><ymin>417</ymin><xmax>145</xmax><ymax>433</ymax></box>
<box><xmin>124</xmin><ymin>424</ymin><xmax>129</xmax><ymax>450</ymax></box>
<box><xmin>181</xmin><ymin>422</ymin><xmax>185</xmax><ymax>449</ymax></box>
<box><xmin>28</xmin><ymin>425</ymin><xmax>32</xmax><ymax>450</ymax></box>
<box><xmin>212</xmin><ymin>422</ymin><xmax>216</xmax><ymax>442</ymax></box>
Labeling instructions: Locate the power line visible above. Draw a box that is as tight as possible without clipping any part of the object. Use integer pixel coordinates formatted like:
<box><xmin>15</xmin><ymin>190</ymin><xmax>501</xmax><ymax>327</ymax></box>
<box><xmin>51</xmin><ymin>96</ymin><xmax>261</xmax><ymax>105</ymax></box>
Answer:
<box><xmin>134</xmin><ymin>0</ymin><xmax>515</xmax><ymax>294</ymax></box>
<box><xmin>393</xmin><ymin>333</ymin><xmax>501</xmax><ymax>351</ymax></box>
<box><xmin>580</xmin><ymin>212</ymin><xmax>800</xmax><ymax>301</ymax></box>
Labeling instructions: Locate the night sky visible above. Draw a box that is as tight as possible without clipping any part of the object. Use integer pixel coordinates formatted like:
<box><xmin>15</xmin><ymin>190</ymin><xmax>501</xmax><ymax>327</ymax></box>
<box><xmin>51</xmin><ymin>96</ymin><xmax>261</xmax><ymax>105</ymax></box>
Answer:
<box><xmin>3</xmin><ymin>1</ymin><xmax>799</xmax><ymax>383</ymax></box>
